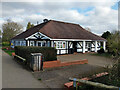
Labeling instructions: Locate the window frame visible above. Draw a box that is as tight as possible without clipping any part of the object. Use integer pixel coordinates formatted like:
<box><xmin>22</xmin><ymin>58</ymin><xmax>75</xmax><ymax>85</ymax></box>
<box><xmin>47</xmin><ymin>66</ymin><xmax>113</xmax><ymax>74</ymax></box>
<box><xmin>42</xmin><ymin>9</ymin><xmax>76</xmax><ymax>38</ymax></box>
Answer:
<box><xmin>37</xmin><ymin>41</ymin><xmax>46</xmax><ymax>47</ymax></box>
<box><xmin>30</xmin><ymin>41</ymin><xmax>34</xmax><ymax>46</ymax></box>
<box><xmin>54</xmin><ymin>41</ymin><xmax>66</xmax><ymax>49</ymax></box>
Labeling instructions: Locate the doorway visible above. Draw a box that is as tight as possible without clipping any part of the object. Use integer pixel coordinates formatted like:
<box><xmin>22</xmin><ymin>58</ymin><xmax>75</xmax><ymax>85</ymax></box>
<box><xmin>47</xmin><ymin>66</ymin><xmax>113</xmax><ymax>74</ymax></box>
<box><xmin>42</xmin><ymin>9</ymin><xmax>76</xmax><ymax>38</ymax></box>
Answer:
<box><xmin>87</xmin><ymin>42</ymin><xmax>91</xmax><ymax>52</ymax></box>
<box><xmin>73</xmin><ymin>41</ymin><xmax>77</xmax><ymax>52</ymax></box>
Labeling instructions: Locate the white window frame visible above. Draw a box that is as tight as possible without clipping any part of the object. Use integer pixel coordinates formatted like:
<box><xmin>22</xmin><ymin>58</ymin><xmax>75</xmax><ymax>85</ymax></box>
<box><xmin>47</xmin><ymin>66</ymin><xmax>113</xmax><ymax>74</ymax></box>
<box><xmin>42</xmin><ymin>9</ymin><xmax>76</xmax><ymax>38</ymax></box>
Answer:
<box><xmin>21</xmin><ymin>41</ymin><xmax>26</xmax><ymax>46</ymax></box>
<box><xmin>15</xmin><ymin>41</ymin><xmax>18</xmax><ymax>46</ymax></box>
<box><xmin>36</xmin><ymin>41</ymin><xmax>46</xmax><ymax>47</ymax></box>
<box><xmin>54</xmin><ymin>41</ymin><xmax>66</xmax><ymax>49</ymax></box>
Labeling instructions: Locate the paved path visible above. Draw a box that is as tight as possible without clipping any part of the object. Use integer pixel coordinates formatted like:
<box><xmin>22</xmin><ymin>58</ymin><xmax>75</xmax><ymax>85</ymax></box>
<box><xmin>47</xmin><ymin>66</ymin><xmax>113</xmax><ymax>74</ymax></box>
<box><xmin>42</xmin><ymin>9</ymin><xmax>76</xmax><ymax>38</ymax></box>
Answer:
<box><xmin>58</xmin><ymin>53</ymin><xmax>114</xmax><ymax>67</ymax></box>
<box><xmin>2</xmin><ymin>49</ymin><xmax>47</xmax><ymax>88</ymax></box>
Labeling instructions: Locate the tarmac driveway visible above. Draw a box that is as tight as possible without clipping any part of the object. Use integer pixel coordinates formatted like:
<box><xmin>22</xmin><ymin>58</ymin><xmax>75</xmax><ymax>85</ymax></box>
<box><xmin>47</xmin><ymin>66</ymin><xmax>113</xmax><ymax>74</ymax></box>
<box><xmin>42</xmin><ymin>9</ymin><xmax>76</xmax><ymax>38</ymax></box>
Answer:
<box><xmin>57</xmin><ymin>53</ymin><xmax>114</xmax><ymax>67</ymax></box>
<box><xmin>33</xmin><ymin>64</ymin><xmax>105</xmax><ymax>88</ymax></box>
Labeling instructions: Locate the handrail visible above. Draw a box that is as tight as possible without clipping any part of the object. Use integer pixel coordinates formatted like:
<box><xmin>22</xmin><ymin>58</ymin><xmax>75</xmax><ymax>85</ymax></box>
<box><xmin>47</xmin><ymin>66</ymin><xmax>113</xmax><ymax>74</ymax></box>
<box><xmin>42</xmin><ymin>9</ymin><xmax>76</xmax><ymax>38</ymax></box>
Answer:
<box><xmin>15</xmin><ymin>54</ymin><xmax>26</xmax><ymax>61</ymax></box>
<box><xmin>69</xmin><ymin>77</ymin><xmax>119</xmax><ymax>89</ymax></box>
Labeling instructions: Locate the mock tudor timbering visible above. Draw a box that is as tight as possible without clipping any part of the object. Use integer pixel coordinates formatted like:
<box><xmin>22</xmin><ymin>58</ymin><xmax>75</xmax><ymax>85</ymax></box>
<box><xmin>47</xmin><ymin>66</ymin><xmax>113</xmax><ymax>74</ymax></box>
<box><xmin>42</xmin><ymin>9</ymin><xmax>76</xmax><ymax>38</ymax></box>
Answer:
<box><xmin>11</xmin><ymin>20</ymin><xmax>106</xmax><ymax>54</ymax></box>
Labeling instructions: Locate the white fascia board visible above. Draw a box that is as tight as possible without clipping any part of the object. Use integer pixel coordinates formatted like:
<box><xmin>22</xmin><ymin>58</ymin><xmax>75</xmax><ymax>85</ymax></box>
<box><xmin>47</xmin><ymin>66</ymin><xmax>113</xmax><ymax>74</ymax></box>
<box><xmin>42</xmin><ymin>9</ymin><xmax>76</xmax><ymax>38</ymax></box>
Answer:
<box><xmin>50</xmin><ymin>39</ymin><xmax>92</xmax><ymax>41</ymax></box>
<box><xmin>92</xmin><ymin>40</ymin><xmax>107</xmax><ymax>42</ymax></box>
<box><xmin>50</xmin><ymin>39</ymin><xmax>107</xmax><ymax>41</ymax></box>
<box><xmin>25</xmin><ymin>32</ymin><xmax>51</xmax><ymax>40</ymax></box>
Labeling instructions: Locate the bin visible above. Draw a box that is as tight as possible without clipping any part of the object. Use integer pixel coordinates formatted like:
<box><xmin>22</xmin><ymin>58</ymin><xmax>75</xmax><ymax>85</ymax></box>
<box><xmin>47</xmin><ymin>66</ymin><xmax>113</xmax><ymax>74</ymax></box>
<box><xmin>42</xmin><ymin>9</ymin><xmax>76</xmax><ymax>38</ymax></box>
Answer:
<box><xmin>31</xmin><ymin>53</ymin><xmax>43</xmax><ymax>71</ymax></box>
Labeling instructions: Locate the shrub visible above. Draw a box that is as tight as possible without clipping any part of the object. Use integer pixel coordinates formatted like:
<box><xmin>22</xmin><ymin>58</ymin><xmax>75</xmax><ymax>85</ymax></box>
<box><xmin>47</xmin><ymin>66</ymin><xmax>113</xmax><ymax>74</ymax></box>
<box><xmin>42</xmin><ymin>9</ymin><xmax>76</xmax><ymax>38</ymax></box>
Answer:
<box><xmin>2</xmin><ymin>42</ymin><xmax>10</xmax><ymax>46</ymax></box>
<box><xmin>98</xmin><ymin>47</ymin><xmax>105</xmax><ymax>54</ymax></box>
<box><xmin>15</xmin><ymin>46</ymin><xmax>57</xmax><ymax>64</ymax></box>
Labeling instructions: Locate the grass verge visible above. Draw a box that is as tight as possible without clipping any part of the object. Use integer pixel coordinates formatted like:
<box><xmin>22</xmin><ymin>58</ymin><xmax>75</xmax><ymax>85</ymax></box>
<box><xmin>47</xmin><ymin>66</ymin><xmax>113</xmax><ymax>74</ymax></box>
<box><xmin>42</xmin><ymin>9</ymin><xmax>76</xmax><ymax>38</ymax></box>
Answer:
<box><xmin>2</xmin><ymin>48</ymin><xmax>15</xmax><ymax>56</ymax></box>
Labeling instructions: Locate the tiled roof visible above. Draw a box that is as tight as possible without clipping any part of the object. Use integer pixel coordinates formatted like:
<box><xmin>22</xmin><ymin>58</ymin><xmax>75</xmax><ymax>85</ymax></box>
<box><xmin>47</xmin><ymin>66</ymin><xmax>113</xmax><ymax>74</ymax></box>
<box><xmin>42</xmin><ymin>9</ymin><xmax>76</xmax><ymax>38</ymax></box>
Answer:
<box><xmin>12</xmin><ymin>20</ymin><xmax>106</xmax><ymax>41</ymax></box>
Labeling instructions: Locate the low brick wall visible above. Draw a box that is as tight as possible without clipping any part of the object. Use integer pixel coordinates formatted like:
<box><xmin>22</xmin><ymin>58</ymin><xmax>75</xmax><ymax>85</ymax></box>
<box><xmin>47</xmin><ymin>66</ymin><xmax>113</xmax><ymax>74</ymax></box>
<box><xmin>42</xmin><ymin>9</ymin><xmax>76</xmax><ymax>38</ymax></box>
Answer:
<box><xmin>43</xmin><ymin>60</ymin><xmax>61</xmax><ymax>68</ymax></box>
<box><xmin>43</xmin><ymin>59</ymin><xmax>88</xmax><ymax>68</ymax></box>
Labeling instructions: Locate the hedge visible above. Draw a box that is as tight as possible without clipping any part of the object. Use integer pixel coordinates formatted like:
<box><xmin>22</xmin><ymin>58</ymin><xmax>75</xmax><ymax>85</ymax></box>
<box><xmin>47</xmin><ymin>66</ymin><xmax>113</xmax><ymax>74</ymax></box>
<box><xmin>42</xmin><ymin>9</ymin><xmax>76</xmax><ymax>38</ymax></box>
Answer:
<box><xmin>2</xmin><ymin>42</ymin><xmax>10</xmax><ymax>47</ymax></box>
<box><xmin>15</xmin><ymin>46</ymin><xmax>57</xmax><ymax>63</ymax></box>
<box><xmin>98</xmin><ymin>47</ymin><xmax>105</xmax><ymax>54</ymax></box>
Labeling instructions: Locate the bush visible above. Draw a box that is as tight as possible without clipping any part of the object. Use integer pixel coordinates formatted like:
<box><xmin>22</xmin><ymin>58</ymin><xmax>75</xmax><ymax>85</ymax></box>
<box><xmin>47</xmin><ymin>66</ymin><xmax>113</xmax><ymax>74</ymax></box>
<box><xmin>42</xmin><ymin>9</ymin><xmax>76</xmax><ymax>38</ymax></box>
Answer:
<box><xmin>2</xmin><ymin>42</ymin><xmax>10</xmax><ymax>46</ymax></box>
<box><xmin>98</xmin><ymin>47</ymin><xmax>105</xmax><ymax>54</ymax></box>
<box><xmin>15</xmin><ymin>46</ymin><xmax>57</xmax><ymax>64</ymax></box>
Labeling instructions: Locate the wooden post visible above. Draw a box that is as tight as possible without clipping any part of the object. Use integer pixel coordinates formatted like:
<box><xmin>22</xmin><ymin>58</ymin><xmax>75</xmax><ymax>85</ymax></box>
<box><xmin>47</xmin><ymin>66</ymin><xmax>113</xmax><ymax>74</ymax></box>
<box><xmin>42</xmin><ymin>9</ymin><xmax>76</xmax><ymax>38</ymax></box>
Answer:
<box><xmin>82</xmin><ymin>41</ymin><xmax>85</xmax><ymax>53</ymax></box>
<box><xmin>27</xmin><ymin>40</ymin><xmax>29</xmax><ymax>46</ymax></box>
<box><xmin>103</xmin><ymin>41</ymin><xmax>106</xmax><ymax>51</ymax></box>
<box><xmin>95</xmin><ymin>41</ymin><xmax>97</xmax><ymax>52</ymax></box>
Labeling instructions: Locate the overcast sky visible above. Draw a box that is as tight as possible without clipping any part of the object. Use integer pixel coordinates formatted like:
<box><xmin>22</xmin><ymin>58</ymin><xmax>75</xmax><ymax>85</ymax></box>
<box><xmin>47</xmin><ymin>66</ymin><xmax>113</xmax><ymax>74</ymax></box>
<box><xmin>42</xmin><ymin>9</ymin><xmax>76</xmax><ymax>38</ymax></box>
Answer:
<box><xmin>0</xmin><ymin>0</ymin><xmax>119</xmax><ymax>35</ymax></box>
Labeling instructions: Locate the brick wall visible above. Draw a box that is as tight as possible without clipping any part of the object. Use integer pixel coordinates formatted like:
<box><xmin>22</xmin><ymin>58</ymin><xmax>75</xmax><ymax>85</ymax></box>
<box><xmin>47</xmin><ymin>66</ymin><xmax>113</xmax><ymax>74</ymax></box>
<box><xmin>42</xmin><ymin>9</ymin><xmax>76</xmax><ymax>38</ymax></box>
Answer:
<box><xmin>43</xmin><ymin>59</ymin><xmax>88</xmax><ymax>68</ymax></box>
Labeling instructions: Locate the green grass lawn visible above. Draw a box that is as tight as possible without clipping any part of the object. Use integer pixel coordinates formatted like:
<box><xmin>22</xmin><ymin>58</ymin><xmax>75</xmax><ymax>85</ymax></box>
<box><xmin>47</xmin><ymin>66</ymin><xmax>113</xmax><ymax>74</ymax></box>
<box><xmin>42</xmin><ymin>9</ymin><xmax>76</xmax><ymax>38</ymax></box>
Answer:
<box><xmin>2</xmin><ymin>48</ymin><xmax>15</xmax><ymax>56</ymax></box>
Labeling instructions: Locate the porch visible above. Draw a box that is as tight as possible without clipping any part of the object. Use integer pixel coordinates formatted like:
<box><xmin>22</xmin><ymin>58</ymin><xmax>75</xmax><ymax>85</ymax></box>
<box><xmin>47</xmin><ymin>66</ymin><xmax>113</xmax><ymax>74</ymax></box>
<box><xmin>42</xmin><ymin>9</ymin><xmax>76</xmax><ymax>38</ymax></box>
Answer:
<box><xmin>27</xmin><ymin>39</ymin><xmax>106</xmax><ymax>54</ymax></box>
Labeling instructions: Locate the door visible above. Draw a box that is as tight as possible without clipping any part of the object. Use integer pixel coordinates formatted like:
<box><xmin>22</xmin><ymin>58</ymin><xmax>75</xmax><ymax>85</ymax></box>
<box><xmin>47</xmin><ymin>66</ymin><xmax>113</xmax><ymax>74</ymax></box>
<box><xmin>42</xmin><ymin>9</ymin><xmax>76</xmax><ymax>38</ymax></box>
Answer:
<box><xmin>88</xmin><ymin>42</ymin><xmax>91</xmax><ymax>52</ymax></box>
<box><xmin>73</xmin><ymin>41</ymin><xmax>77</xmax><ymax>52</ymax></box>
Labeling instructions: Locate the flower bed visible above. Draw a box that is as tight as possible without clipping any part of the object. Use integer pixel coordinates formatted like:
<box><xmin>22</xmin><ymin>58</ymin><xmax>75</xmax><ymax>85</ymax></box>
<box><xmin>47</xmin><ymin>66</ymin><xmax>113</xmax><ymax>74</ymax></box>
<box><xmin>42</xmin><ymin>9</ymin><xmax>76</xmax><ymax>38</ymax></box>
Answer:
<box><xmin>2</xmin><ymin>47</ymin><xmax>15</xmax><ymax>56</ymax></box>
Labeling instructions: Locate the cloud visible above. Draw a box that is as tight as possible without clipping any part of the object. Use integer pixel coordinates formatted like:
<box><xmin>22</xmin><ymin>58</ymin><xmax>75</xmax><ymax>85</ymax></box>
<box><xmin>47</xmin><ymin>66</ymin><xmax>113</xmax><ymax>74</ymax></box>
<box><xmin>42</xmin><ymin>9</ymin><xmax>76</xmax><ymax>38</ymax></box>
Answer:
<box><xmin>0</xmin><ymin>1</ymin><xmax>118</xmax><ymax>35</ymax></box>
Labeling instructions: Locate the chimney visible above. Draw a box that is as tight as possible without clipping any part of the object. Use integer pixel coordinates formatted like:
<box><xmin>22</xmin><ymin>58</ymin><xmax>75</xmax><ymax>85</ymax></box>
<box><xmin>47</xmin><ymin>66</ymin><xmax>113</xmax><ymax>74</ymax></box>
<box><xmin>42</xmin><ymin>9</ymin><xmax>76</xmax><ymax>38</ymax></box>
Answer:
<box><xmin>43</xmin><ymin>19</ymin><xmax>49</xmax><ymax>23</ymax></box>
<box><xmin>37</xmin><ymin>21</ymin><xmax>39</xmax><ymax>25</ymax></box>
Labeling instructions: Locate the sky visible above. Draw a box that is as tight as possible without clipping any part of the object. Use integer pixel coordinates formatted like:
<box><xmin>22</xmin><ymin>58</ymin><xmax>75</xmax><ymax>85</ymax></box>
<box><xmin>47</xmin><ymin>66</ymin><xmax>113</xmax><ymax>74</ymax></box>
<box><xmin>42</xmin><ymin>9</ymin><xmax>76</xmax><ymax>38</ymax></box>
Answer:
<box><xmin>0</xmin><ymin>0</ymin><xmax>119</xmax><ymax>35</ymax></box>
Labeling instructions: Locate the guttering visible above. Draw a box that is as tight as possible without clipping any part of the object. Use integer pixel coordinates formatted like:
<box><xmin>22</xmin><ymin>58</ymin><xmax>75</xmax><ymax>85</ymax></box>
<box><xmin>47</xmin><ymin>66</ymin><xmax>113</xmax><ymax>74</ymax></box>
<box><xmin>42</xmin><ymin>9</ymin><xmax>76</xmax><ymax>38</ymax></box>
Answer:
<box><xmin>50</xmin><ymin>39</ymin><xmax>106</xmax><ymax>41</ymax></box>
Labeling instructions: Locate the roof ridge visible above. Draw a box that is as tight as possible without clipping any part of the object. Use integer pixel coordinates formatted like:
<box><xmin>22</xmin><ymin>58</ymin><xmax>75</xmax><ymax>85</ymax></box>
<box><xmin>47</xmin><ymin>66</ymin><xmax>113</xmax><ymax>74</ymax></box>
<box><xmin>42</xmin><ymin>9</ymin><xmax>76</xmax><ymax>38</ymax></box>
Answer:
<box><xmin>50</xmin><ymin>20</ymin><xmax>79</xmax><ymax>26</ymax></box>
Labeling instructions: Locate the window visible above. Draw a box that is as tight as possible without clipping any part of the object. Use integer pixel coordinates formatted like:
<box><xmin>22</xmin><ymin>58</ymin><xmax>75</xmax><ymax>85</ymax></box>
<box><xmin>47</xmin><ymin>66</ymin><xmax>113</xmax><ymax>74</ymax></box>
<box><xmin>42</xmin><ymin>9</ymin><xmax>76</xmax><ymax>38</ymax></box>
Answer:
<box><xmin>23</xmin><ymin>41</ymin><xmax>26</xmax><ymax>46</ymax></box>
<box><xmin>15</xmin><ymin>41</ymin><xmax>20</xmax><ymax>46</ymax></box>
<box><xmin>37</xmin><ymin>41</ymin><xmax>46</xmax><ymax>47</ymax></box>
<box><xmin>54</xmin><ymin>41</ymin><xmax>66</xmax><ymax>49</ymax></box>
<box><xmin>42</xmin><ymin>42</ymin><xmax>46</xmax><ymax>47</ymax></box>
<box><xmin>54</xmin><ymin>42</ymin><xmax>56</xmax><ymax>48</ymax></box>
<box><xmin>88</xmin><ymin>43</ymin><xmax>91</xmax><ymax>47</ymax></box>
<box><xmin>15</xmin><ymin>41</ymin><xmax>18</xmax><ymax>46</ymax></box>
<box><xmin>18</xmin><ymin>41</ymin><xmax>20</xmax><ymax>46</ymax></box>
<box><xmin>63</xmin><ymin>42</ymin><xmax>65</xmax><ymax>48</ymax></box>
<box><xmin>38</xmin><ymin>42</ymin><xmax>42</xmax><ymax>46</ymax></box>
<box><xmin>21</xmin><ymin>41</ymin><xmax>26</xmax><ymax>46</ymax></box>
<box><xmin>30</xmin><ymin>41</ymin><xmax>34</xmax><ymax>46</ymax></box>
